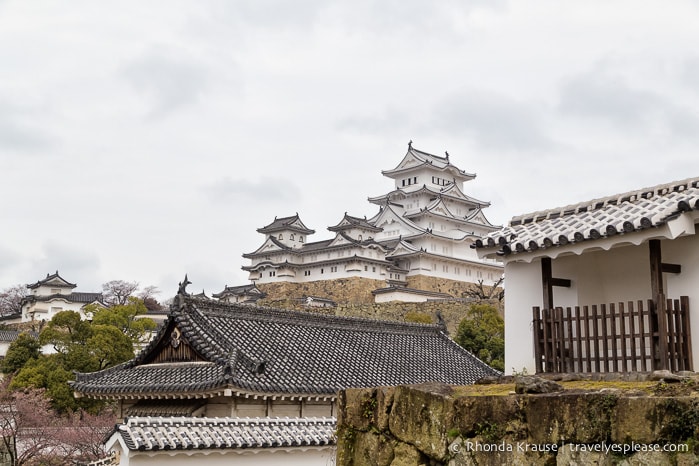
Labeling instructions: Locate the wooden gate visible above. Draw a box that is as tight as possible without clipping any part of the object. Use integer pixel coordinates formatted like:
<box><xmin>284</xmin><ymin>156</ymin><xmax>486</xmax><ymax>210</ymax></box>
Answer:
<box><xmin>532</xmin><ymin>295</ymin><xmax>692</xmax><ymax>373</ymax></box>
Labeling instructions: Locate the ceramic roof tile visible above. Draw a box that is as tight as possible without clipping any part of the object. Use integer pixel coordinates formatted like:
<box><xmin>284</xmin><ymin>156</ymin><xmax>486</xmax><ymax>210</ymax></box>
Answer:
<box><xmin>114</xmin><ymin>417</ymin><xmax>336</xmax><ymax>451</ymax></box>
<box><xmin>474</xmin><ymin>177</ymin><xmax>699</xmax><ymax>256</ymax></box>
<box><xmin>72</xmin><ymin>296</ymin><xmax>499</xmax><ymax>397</ymax></box>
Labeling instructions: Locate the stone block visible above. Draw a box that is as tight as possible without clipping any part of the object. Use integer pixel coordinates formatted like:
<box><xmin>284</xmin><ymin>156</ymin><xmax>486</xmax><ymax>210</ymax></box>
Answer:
<box><xmin>389</xmin><ymin>384</ymin><xmax>455</xmax><ymax>460</ymax></box>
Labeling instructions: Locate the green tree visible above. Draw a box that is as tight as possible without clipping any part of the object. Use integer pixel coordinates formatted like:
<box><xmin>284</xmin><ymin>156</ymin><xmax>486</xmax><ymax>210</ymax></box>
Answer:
<box><xmin>1</xmin><ymin>332</ymin><xmax>41</xmax><ymax>374</ymax></box>
<box><xmin>12</xmin><ymin>300</ymin><xmax>155</xmax><ymax>412</ymax></box>
<box><xmin>89</xmin><ymin>297</ymin><xmax>156</xmax><ymax>345</ymax></box>
<box><xmin>455</xmin><ymin>303</ymin><xmax>505</xmax><ymax>372</ymax></box>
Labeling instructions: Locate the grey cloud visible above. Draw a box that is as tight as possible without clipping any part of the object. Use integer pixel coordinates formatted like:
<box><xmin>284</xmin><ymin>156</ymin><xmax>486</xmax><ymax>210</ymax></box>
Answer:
<box><xmin>122</xmin><ymin>50</ymin><xmax>209</xmax><ymax>118</ymax></box>
<box><xmin>31</xmin><ymin>242</ymin><xmax>100</xmax><ymax>285</ymax></box>
<box><xmin>558</xmin><ymin>71</ymin><xmax>699</xmax><ymax>139</ymax></box>
<box><xmin>430</xmin><ymin>90</ymin><xmax>554</xmax><ymax>152</ymax></box>
<box><xmin>336</xmin><ymin>107</ymin><xmax>411</xmax><ymax>134</ymax></box>
<box><xmin>0</xmin><ymin>246</ymin><xmax>20</xmax><ymax>274</ymax></box>
<box><xmin>203</xmin><ymin>177</ymin><xmax>302</xmax><ymax>204</ymax></box>
<box><xmin>682</xmin><ymin>58</ymin><xmax>699</xmax><ymax>94</ymax></box>
<box><xmin>0</xmin><ymin>99</ymin><xmax>54</xmax><ymax>155</ymax></box>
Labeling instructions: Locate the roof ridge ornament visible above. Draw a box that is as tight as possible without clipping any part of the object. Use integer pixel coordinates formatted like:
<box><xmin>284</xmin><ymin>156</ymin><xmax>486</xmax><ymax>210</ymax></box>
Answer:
<box><xmin>408</xmin><ymin>140</ymin><xmax>412</xmax><ymax>149</ymax></box>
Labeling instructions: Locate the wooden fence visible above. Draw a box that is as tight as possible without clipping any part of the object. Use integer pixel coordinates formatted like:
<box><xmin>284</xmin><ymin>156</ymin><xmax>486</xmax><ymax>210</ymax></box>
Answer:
<box><xmin>532</xmin><ymin>295</ymin><xmax>692</xmax><ymax>373</ymax></box>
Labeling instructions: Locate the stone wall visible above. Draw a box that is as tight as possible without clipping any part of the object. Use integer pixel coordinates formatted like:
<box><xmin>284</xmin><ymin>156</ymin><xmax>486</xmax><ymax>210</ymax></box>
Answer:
<box><xmin>337</xmin><ymin>382</ymin><xmax>699</xmax><ymax>466</ymax></box>
<box><xmin>258</xmin><ymin>277</ymin><xmax>502</xmax><ymax>336</ymax></box>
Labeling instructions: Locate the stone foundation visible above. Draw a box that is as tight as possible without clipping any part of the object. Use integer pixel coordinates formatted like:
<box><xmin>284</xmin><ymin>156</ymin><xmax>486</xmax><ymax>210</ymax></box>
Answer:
<box><xmin>258</xmin><ymin>277</ymin><xmax>502</xmax><ymax>335</ymax></box>
<box><xmin>337</xmin><ymin>381</ymin><xmax>699</xmax><ymax>466</ymax></box>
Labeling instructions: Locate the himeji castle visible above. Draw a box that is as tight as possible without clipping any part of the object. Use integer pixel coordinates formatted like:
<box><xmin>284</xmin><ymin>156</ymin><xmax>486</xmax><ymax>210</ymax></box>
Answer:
<box><xmin>242</xmin><ymin>142</ymin><xmax>503</xmax><ymax>302</ymax></box>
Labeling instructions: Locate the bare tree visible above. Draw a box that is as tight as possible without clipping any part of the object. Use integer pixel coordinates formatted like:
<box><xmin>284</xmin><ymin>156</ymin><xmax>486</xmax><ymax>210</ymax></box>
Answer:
<box><xmin>138</xmin><ymin>285</ymin><xmax>163</xmax><ymax>311</ymax></box>
<box><xmin>463</xmin><ymin>277</ymin><xmax>505</xmax><ymax>301</ymax></box>
<box><xmin>0</xmin><ymin>379</ymin><xmax>115</xmax><ymax>465</ymax></box>
<box><xmin>101</xmin><ymin>280</ymin><xmax>139</xmax><ymax>306</ymax></box>
<box><xmin>0</xmin><ymin>285</ymin><xmax>27</xmax><ymax>317</ymax></box>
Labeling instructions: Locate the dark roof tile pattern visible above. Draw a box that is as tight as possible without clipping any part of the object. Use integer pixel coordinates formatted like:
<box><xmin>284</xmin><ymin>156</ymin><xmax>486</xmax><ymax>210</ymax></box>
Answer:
<box><xmin>27</xmin><ymin>271</ymin><xmax>76</xmax><ymax>289</ymax></box>
<box><xmin>113</xmin><ymin>416</ymin><xmax>336</xmax><ymax>451</ymax></box>
<box><xmin>474</xmin><ymin>177</ymin><xmax>699</xmax><ymax>256</ymax></box>
<box><xmin>257</xmin><ymin>214</ymin><xmax>315</xmax><ymax>235</ymax></box>
<box><xmin>23</xmin><ymin>292</ymin><xmax>104</xmax><ymax>305</ymax></box>
<box><xmin>72</xmin><ymin>296</ymin><xmax>499</xmax><ymax>397</ymax></box>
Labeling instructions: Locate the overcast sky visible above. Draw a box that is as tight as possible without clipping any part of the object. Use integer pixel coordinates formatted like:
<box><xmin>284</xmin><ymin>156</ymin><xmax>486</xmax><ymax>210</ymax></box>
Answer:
<box><xmin>2</xmin><ymin>0</ymin><xmax>699</xmax><ymax>298</ymax></box>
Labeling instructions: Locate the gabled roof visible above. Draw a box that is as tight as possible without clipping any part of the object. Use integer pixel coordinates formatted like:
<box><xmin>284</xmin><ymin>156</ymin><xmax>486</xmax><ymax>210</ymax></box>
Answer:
<box><xmin>381</xmin><ymin>143</ymin><xmax>476</xmax><ymax>182</ymax></box>
<box><xmin>370</xmin><ymin>205</ymin><xmax>426</xmax><ymax>237</ymax></box>
<box><xmin>368</xmin><ymin>183</ymin><xmax>490</xmax><ymax>208</ymax></box>
<box><xmin>22</xmin><ymin>292</ymin><xmax>104</xmax><ymax>305</ymax></box>
<box><xmin>71</xmin><ymin>295</ymin><xmax>499</xmax><ymax>399</ymax></box>
<box><xmin>27</xmin><ymin>271</ymin><xmax>76</xmax><ymax>290</ymax></box>
<box><xmin>242</xmin><ymin>236</ymin><xmax>291</xmax><ymax>258</ymax></box>
<box><xmin>212</xmin><ymin>284</ymin><xmax>265</xmax><ymax>300</ymax></box>
<box><xmin>328</xmin><ymin>213</ymin><xmax>382</xmax><ymax>233</ymax></box>
<box><xmin>109</xmin><ymin>416</ymin><xmax>336</xmax><ymax>452</ymax></box>
<box><xmin>474</xmin><ymin>176</ymin><xmax>699</xmax><ymax>258</ymax></box>
<box><xmin>257</xmin><ymin>214</ymin><xmax>315</xmax><ymax>235</ymax></box>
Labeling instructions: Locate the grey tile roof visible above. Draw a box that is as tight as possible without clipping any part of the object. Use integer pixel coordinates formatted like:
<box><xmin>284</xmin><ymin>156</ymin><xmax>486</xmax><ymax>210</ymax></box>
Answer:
<box><xmin>72</xmin><ymin>296</ymin><xmax>499</xmax><ymax>398</ymax></box>
<box><xmin>328</xmin><ymin>213</ymin><xmax>382</xmax><ymax>232</ymax></box>
<box><xmin>112</xmin><ymin>416</ymin><xmax>336</xmax><ymax>451</ymax></box>
<box><xmin>257</xmin><ymin>214</ymin><xmax>315</xmax><ymax>235</ymax></box>
<box><xmin>124</xmin><ymin>399</ymin><xmax>207</xmax><ymax>417</ymax></box>
<box><xmin>474</xmin><ymin>177</ymin><xmax>699</xmax><ymax>256</ymax></box>
<box><xmin>26</xmin><ymin>271</ymin><xmax>76</xmax><ymax>289</ymax></box>
<box><xmin>23</xmin><ymin>292</ymin><xmax>103</xmax><ymax>305</ymax></box>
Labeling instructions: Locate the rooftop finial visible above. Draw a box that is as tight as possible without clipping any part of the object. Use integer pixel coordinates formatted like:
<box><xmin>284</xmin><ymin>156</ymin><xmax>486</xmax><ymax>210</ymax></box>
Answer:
<box><xmin>178</xmin><ymin>274</ymin><xmax>191</xmax><ymax>296</ymax></box>
<box><xmin>445</xmin><ymin>151</ymin><xmax>449</xmax><ymax>160</ymax></box>
<box><xmin>408</xmin><ymin>140</ymin><xmax>412</xmax><ymax>149</ymax></box>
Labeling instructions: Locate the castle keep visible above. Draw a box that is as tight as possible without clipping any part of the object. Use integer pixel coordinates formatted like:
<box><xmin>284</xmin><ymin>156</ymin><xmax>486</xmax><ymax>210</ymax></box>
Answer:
<box><xmin>242</xmin><ymin>143</ymin><xmax>503</xmax><ymax>302</ymax></box>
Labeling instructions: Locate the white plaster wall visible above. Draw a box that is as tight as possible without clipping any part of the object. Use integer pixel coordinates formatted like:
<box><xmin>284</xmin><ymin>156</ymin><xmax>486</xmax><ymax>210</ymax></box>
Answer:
<box><xmin>503</xmin><ymin>238</ymin><xmax>699</xmax><ymax>374</ymax></box>
<box><xmin>117</xmin><ymin>446</ymin><xmax>335</xmax><ymax>466</ymax></box>
<box><xmin>551</xmin><ymin>245</ymin><xmax>652</xmax><ymax>308</ymax></box>
<box><xmin>374</xmin><ymin>290</ymin><xmax>430</xmax><ymax>303</ymax></box>
<box><xmin>503</xmin><ymin>260</ymin><xmax>542</xmax><ymax>374</ymax></box>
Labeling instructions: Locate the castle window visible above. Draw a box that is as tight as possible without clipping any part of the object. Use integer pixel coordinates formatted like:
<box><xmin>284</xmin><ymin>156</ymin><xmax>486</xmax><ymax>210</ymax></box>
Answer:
<box><xmin>304</xmin><ymin>270</ymin><xmax>311</xmax><ymax>276</ymax></box>
<box><xmin>321</xmin><ymin>268</ymin><xmax>324</xmax><ymax>274</ymax></box>
<box><xmin>358</xmin><ymin>235</ymin><xmax>362</xmax><ymax>240</ymax></box>
<box><xmin>278</xmin><ymin>234</ymin><xmax>283</xmax><ymax>240</ymax></box>
<box><xmin>269</xmin><ymin>271</ymin><xmax>276</xmax><ymax>277</ymax></box>
<box><xmin>364</xmin><ymin>265</ymin><xmax>368</xmax><ymax>271</ymax></box>
<box><xmin>372</xmin><ymin>267</ymin><xmax>376</xmax><ymax>272</ymax></box>
<box><xmin>413</xmin><ymin>176</ymin><xmax>417</xmax><ymax>184</ymax></box>
<box><xmin>290</xmin><ymin>234</ymin><xmax>295</xmax><ymax>241</ymax></box>
<box><xmin>300</xmin><ymin>236</ymin><xmax>304</xmax><ymax>243</ymax></box>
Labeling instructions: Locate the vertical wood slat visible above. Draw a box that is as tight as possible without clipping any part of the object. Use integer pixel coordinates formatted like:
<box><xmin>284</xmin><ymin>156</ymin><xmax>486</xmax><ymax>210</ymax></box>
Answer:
<box><xmin>557</xmin><ymin>307</ymin><xmax>566</xmax><ymax>372</ymax></box>
<box><xmin>682</xmin><ymin>296</ymin><xmax>693</xmax><ymax>371</ymax></box>
<box><xmin>638</xmin><ymin>300</ymin><xmax>647</xmax><ymax>372</ymax></box>
<box><xmin>565</xmin><ymin>307</ymin><xmax>574</xmax><ymax>372</ymax></box>
<box><xmin>619</xmin><ymin>302</ymin><xmax>627</xmax><ymax>372</ymax></box>
<box><xmin>542</xmin><ymin>308</ymin><xmax>551</xmax><ymax>373</ymax></box>
<box><xmin>575</xmin><ymin>306</ymin><xmax>583</xmax><ymax>373</ymax></box>
<box><xmin>667</xmin><ymin>299</ymin><xmax>680</xmax><ymax>371</ymax></box>
<box><xmin>674</xmin><ymin>299</ymin><xmax>686</xmax><ymax>371</ymax></box>
<box><xmin>627</xmin><ymin>301</ymin><xmax>636</xmax><ymax>372</ymax></box>
<box><xmin>591</xmin><ymin>305</ymin><xmax>600</xmax><ymax>372</ymax></box>
<box><xmin>533</xmin><ymin>307</ymin><xmax>543</xmax><ymax>374</ymax></box>
<box><xmin>600</xmin><ymin>305</ymin><xmax>609</xmax><ymax>372</ymax></box>
<box><xmin>583</xmin><ymin>306</ymin><xmax>591</xmax><ymax>372</ymax></box>
<box><xmin>609</xmin><ymin>303</ymin><xmax>618</xmax><ymax>372</ymax></box>
<box><xmin>657</xmin><ymin>295</ymin><xmax>669</xmax><ymax>370</ymax></box>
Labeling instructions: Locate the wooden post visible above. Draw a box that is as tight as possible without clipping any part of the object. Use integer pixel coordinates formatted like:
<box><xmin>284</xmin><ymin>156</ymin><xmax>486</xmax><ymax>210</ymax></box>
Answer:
<box><xmin>541</xmin><ymin>257</ymin><xmax>554</xmax><ymax>311</ymax></box>
<box><xmin>681</xmin><ymin>296</ymin><xmax>693</xmax><ymax>371</ymax></box>
<box><xmin>533</xmin><ymin>307</ymin><xmax>543</xmax><ymax>374</ymax></box>
<box><xmin>649</xmin><ymin>240</ymin><xmax>663</xmax><ymax>300</ymax></box>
